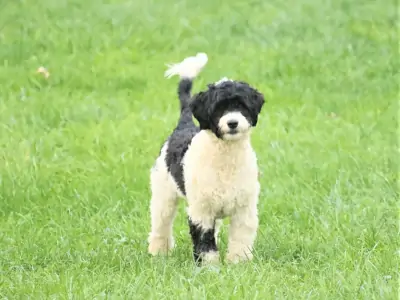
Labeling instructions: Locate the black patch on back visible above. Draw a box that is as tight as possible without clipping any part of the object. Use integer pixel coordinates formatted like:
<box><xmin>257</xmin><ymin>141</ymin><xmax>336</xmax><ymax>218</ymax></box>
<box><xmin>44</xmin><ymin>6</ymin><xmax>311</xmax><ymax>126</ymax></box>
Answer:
<box><xmin>165</xmin><ymin>125</ymin><xmax>199</xmax><ymax>195</ymax></box>
<box><xmin>163</xmin><ymin>77</ymin><xmax>202</xmax><ymax>194</ymax></box>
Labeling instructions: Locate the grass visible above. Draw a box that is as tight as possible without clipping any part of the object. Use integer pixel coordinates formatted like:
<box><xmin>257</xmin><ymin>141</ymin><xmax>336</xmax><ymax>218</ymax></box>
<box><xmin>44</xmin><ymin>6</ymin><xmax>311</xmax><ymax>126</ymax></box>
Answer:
<box><xmin>0</xmin><ymin>0</ymin><xmax>398</xmax><ymax>298</ymax></box>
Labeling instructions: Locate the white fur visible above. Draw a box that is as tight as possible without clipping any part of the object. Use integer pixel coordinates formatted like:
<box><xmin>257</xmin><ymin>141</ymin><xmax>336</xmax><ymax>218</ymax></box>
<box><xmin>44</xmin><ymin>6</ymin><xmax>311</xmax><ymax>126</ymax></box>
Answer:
<box><xmin>164</xmin><ymin>53</ymin><xmax>208</xmax><ymax>79</ymax></box>
<box><xmin>148</xmin><ymin>143</ymin><xmax>180</xmax><ymax>255</ymax></box>
<box><xmin>148</xmin><ymin>130</ymin><xmax>260</xmax><ymax>263</ymax></box>
<box><xmin>218</xmin><ymin>112</ymin><xmax>251</xmax><ymax>141</ymax></box>
<box><xmin>215</xmin><ymin>77</ymin><xmax>233</xmax><ymax>85</ymax></box>
<box><xmin>202</xmin><ymin>251</ymin><xmax>220</xmax><ymax>264</ymax></box>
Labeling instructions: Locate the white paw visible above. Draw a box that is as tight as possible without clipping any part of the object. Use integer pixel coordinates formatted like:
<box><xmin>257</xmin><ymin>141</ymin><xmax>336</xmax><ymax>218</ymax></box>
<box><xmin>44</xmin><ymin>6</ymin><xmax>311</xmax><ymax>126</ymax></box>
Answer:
<box><xmin>201</xmin><ymin>251</ymin><xmax>220</xmax><ymax>265</ymax></box>
<box><xmin>226</xmin><ymin>250</ymin><xmax>253</xmax><ymax>264</ymax></box>
<box><xmin>148</xmin><ymin>236</ymin><xmax>175</xmax><ymax>255</ymax></box>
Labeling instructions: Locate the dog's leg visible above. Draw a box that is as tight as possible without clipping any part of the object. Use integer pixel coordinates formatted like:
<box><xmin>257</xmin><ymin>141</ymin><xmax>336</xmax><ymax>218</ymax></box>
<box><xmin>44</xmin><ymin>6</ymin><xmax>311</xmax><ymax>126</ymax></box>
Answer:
<box><xmin>148</xmin><ymin>164</ymin><xmax>178</xmax><ymax>255</ymax></box>
<box><xmin>226</xmin><ymin>205</ymin><xmax>258</xmax><ymax>263</ymax></box>
<box><xmin>187</xmin><ymin>210</ymin><xmax>219</xmax><ymax>265</ymax></box>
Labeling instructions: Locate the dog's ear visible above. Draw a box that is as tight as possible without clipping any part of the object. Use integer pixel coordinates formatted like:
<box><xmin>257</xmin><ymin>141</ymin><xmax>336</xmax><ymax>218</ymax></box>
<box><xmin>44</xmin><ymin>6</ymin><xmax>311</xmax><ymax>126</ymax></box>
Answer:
<box><xmin>248</xmin><ymin>89</ymin><xmax>265</xmax><ymax>126</ymax></box>
<box><xmin>190</xmin><ymin>90</ymin><xmax>211</xmax><ymax>129</ymax></box>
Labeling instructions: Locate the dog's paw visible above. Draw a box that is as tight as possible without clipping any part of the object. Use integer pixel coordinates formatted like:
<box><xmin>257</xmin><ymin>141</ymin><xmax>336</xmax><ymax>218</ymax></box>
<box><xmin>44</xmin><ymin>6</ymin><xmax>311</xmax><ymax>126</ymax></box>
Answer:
<box><xmin>148</xmin><ymin>236</ymin><xmax>175</xmax><ymax>255</ymax></box>
<box><xmin>226</xmin><ymin>250</ymin><xmax>253</xmax><ymax>264</ymax></box>
<box><xmin>201</xmin><ymin>251</ymin><xmax>220</xmax><ymax>265</ymax></box>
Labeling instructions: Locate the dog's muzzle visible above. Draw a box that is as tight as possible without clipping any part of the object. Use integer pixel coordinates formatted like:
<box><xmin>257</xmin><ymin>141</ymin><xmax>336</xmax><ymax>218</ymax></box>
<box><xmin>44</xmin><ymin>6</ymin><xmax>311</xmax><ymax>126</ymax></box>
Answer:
<box><xmin>217</xmin><ymin>112</ymin><xmax>251</xmax><ymax>140</ymax></box>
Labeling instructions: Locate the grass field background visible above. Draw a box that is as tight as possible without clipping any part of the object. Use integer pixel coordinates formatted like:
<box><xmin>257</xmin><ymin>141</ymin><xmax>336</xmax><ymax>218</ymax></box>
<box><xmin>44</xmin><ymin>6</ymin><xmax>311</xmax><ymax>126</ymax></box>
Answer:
<box><xmin>0</xmin><ymin>0</ymin><xmax>398</xmax><ymax>298</ymax></box>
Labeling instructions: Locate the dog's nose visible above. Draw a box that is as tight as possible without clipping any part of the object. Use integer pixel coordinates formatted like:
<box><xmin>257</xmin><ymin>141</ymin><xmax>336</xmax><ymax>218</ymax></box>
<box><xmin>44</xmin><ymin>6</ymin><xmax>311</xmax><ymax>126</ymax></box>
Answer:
<box><xmin>227</xmin><ymin>120</ymin><xmax>238</xmax><ymax>129</ymax></box>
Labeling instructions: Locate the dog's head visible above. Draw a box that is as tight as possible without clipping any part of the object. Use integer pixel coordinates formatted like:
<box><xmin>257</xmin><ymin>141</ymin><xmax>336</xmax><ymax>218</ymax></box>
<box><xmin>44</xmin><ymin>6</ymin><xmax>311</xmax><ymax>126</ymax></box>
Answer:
<box><xmin>190</xmin><ymin>79</ymin><xmax>265</xmax><ymax>141</ymax></box>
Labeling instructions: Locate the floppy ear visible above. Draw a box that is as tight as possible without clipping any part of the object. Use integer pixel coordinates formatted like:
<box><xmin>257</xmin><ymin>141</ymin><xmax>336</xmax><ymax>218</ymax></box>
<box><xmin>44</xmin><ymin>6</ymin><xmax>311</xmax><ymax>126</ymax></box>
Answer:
<box><xmin>190</xmin><ymin>91</ymin><xmax>211</xmax><ymax>130</ymax></box>
<box><xmin>248</xmin><ymin>90</ymin><xmax>265</xmax><ymax>126</ymax></box>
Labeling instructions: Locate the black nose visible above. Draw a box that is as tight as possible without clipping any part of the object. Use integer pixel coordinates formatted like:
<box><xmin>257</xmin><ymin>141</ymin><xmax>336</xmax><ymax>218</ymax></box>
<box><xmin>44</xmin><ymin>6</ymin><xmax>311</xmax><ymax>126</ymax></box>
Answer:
<box><xmin>227</xmin><ymin>120</ymin><xmax>238</xmax><ymax>129</ymax></box>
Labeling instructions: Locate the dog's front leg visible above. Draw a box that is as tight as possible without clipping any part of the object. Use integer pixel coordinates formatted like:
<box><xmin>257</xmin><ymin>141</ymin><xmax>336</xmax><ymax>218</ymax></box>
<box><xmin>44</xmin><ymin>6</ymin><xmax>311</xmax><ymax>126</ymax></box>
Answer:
<box><xmin>187</xmin><ymin>214</ymin><xmax>219</xmax><ymax>265</ymax></box>
<box><xmin>226</xmin><ymin>205</ymin><xmax>258</xmax><ymax>263</ymax></box>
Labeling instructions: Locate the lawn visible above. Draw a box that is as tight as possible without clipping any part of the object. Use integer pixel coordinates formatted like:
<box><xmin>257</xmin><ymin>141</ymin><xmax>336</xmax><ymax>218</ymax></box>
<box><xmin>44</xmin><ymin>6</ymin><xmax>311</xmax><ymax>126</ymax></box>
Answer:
<box><xmin>0</xmin><ymin>0</ymin><xmax>398</xmax><ymax>299</ymax></box>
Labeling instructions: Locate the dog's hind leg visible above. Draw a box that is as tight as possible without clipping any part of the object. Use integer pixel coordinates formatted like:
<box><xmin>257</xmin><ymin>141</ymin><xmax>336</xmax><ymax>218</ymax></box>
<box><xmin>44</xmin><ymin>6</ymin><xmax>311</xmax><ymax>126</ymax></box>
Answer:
<box><xmin>148</xmin><ymin>151</ymin><xmax>179</xmax><ymax>255</ymax></box>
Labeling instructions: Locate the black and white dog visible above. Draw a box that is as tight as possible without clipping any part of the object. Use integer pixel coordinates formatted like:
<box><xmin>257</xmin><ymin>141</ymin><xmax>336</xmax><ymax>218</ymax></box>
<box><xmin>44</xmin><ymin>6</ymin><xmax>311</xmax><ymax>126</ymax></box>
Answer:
<box><xmin>148</xmin><ymin>53</ymin><xmax>265</xmax><ymax>265</ymax></box>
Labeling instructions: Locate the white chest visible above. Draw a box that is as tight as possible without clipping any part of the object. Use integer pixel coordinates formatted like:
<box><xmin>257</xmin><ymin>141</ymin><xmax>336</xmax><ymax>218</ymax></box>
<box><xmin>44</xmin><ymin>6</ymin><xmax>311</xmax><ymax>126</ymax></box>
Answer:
<box><xmin>183</xmin><ymin>131</ymin><xmax>259</xmax><ymax>217</ymax></box>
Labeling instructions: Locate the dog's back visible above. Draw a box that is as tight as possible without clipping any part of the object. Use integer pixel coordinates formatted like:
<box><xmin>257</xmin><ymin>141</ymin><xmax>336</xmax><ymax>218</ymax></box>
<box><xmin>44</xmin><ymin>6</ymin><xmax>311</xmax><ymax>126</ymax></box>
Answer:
<box><xmin>164</xmin><ymin>78</ymin><xmax>200</xmax><ymax>195</ymax></box>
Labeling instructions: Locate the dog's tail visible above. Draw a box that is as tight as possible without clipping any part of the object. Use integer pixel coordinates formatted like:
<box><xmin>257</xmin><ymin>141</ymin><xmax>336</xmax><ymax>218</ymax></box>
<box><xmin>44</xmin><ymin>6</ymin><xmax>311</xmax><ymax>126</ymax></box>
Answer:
<box><xmin>164</xmin><ymin>53</ymin><xmax>208</xmax><ymax>121</ymax></box>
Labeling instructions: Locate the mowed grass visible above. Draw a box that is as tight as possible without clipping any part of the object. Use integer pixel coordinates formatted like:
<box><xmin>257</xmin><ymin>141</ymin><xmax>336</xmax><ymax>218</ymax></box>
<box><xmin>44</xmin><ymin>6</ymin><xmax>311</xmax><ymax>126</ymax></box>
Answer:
<box><xmin>0</xmin><ymin>0</ymin><xmax>398</xmax><ymax>298</ymax></box>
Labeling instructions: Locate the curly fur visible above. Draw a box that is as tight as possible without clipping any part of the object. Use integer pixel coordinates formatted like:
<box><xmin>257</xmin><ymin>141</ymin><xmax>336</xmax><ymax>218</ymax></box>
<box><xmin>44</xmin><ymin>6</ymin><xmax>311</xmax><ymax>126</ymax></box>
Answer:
<box><xmin>148</xmin><ymin>57</ymin><xmax>265</xmax><ymax>265</ymax></box>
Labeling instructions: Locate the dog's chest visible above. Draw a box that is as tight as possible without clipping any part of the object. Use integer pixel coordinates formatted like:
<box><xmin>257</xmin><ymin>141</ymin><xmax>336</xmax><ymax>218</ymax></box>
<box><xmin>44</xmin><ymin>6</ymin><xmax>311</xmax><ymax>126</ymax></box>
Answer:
<box><xmin>183</xmin><ymin>132</ymin><xmax>259</xmax><ymax>216</ymax></box>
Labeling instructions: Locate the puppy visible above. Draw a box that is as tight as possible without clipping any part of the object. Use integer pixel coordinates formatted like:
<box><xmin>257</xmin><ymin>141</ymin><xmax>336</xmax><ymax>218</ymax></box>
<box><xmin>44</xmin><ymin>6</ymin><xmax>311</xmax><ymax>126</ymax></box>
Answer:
<box><xmin>148</xmin><ymin>53</ymin><xmax>265</xmax><ymax>264</ymax></box>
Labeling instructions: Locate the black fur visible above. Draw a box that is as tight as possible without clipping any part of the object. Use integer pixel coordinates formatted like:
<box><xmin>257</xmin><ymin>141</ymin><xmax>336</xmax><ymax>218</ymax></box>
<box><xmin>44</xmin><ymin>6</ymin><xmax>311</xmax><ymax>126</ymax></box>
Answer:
<box><xmin>188</xmin><ymin>218</ymin><xmax>218</xmax><ymax>265</ymax></box>
<box><xmin>165</xmin><ymin>79</ymin><xmax>199</xmax><ymax>195</ymax></box>
<box><xmin>190</xmin><ymin>81</ymin><xmax>265</xmax><ymax>137</ymax></box>
<box><xmin>165</xmin><ymin>128</ymin><xmax>198</xmax><ymax>195</ymax></box>
<box><xmin>177</xmin><ymin>79</ymin><xmax>195</xmax><ymax>126</ymax></box>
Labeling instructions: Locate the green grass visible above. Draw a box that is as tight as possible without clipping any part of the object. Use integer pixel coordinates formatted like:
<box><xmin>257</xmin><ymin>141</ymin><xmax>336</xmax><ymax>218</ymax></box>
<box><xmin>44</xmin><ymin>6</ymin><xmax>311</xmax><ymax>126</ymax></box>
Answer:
<box><xmin>0</xmin><ymin>0</ymin><xmax>398</xmax><ymax>298</ymax></box>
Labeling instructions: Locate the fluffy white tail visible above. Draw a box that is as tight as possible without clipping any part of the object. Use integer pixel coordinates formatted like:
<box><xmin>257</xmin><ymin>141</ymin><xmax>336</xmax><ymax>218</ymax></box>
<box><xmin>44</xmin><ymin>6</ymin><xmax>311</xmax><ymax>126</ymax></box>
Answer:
<box><xmin>164</xmin><ymin>52</ymin><xmax>208</xmax><ymax>79</ymax></box>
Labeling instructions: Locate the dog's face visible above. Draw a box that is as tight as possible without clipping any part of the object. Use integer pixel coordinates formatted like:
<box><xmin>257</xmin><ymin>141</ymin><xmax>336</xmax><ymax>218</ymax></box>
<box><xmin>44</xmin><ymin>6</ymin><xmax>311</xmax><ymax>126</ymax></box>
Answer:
<box><xmin>190</xmin><ymin>80</ymin><xmax>265</xmax><ymax>141</ymax></box>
